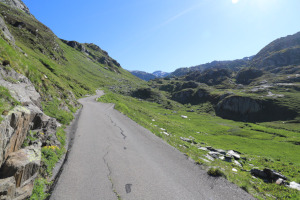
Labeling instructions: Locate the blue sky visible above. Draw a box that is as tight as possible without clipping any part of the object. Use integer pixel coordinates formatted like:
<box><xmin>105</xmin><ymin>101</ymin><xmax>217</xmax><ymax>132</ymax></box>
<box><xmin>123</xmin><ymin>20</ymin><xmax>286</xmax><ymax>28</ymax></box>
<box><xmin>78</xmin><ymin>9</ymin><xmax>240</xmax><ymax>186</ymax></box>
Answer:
<box><xmin>23</xmin><ymin>0</ymin><xmax>300</xmax><ymax>73</ymax></box>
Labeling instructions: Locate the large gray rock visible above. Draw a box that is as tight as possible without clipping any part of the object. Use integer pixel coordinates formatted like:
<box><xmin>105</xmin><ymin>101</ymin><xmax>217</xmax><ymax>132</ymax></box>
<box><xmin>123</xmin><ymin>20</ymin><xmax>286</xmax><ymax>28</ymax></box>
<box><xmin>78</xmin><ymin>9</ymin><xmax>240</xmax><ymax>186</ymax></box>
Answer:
<box><xmin>251</xmin><ymin>168</ymin><xmax>287</xmax><ymax>182</ymax></box>
<box><xmin>0</xmin><ymin>16</ymin><xmax>15</xmax><ymax>44</ymax></box>
<box><xmin>0</xmin><ymin>67</ymin><xmax>42</xmax><ymax>109</ymax></box>
<box><xmin>0</xmin><ymin>106</ymin><xmax>31</xmax><ymax>167</ymax></box>
<box><xmin>0</xmin><ymin>0</ymin><xmax>30</xmax><ymax>15</ymax></box>
<box><xmin>0</xmin><ymin>145</ymin><xmax>41</xmax><ymax>188</ymax></box>
<box><xmin>288</xmin><ymin>181</ymin><xmax>300</xmax><ymax>191</ymax></box>
<box><xmin>0</xmin><ymin>177</ymin><xmax>16</xmax><ymax>200</ymax></box>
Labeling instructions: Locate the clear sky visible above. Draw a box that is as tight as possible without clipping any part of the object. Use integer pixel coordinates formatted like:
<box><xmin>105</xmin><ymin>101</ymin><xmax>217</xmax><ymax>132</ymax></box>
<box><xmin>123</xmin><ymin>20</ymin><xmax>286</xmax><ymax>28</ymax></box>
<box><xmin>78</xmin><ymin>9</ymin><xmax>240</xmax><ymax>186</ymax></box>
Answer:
<box><xmin>22</xmin><ymin>0</ymin><xmax>300</xmax><ymax>73</ymax></box>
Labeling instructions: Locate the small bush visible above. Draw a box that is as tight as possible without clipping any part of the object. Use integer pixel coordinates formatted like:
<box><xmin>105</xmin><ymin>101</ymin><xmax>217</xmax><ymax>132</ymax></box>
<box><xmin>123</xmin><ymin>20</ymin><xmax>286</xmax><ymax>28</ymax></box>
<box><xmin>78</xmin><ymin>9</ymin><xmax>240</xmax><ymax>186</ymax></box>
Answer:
<box><xmin>2</xmin><ymin>60</ymin><xmax>10</xmax><ymax>66</ymax></box>
<box><xmin>207</xmin><ymin>167</ymin><xmax>225</xmax><ymax>177</ymax></box>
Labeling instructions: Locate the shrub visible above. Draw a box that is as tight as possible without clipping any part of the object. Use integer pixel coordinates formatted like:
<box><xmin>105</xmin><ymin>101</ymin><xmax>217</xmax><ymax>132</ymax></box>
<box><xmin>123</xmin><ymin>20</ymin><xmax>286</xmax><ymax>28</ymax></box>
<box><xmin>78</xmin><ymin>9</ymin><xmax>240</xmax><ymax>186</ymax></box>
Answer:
<box><xmin>2</xmin><ymin>60</ymin><xmax>10</xmax><ymax>66</ymax></box>
<box><xmin>207</xmin><ymin>167</ymin><xmax>225</xmax><ymax>177</ymax></box>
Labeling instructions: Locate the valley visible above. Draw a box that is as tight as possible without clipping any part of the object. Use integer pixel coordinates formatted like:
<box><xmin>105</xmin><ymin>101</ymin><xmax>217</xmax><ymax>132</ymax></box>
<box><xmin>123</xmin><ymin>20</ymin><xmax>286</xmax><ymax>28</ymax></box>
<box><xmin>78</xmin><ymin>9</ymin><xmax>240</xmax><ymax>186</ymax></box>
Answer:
<box><xmin>0</xmin><ymin>0</ymin><xmax>299</xmax><ymax>200</ymax></box>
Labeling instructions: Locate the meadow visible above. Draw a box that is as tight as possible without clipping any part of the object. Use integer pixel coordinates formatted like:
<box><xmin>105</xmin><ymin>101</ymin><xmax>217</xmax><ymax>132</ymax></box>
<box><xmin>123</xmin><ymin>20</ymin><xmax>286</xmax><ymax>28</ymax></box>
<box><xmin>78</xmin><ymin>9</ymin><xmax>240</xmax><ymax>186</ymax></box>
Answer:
<box><xmin>98</xmin><ymin>92</ymin><xmax>300</xmax><ymax>199</ymax></box>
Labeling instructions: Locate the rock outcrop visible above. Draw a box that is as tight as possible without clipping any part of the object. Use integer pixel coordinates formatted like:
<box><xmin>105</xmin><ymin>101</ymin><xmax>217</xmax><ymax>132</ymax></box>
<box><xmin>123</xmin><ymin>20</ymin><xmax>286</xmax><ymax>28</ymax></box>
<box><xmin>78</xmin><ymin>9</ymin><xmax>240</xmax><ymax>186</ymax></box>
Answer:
<box><xmin>0</xmin><ymin>176</ymin><xmax>16</xmax><ymax>199</ymax></box>
<box><xmin>216</xmin><ymin>95</ymin><xmax>297</xmax><ymax>122</ymax></box>
<box><xmin>0</xmin><ymin>145</ymin><xmax>41</xmax><ymax>199</ymax></box>
<box><xmin>217</xmin><ymin>96</ymin><xmax>262</xmax><ymax>117</ymax></box>
<box><xmin>0</xmin><ymin>0</ymin><xmax>30</xmax><ymax>15</ymax></box>
<box><xmin>0</xmin><ymin>106</ymin><xmax>31</xmax><ymax>166</ymax></box>
<box><xmin>0</xmin><ymin>66</ymin><xmax>59</xmax><ymax>199</ymax></box>
<box><xmin>0</xmin><ymin>15</ymin><xmax>15</xmax><ymax>44</ymax></box>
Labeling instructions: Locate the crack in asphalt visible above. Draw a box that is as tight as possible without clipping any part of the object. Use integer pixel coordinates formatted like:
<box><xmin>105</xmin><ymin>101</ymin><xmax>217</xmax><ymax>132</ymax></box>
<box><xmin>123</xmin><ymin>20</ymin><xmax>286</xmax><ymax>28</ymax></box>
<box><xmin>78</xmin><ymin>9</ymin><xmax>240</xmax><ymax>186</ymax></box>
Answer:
<box><xmin>106</xmin><ymin>114</ymin><xmax>127</xmax><ymax>140</ymax></box>
<box><xmin>103</xmin><ymin>143</ymin><xmax>121</xmax><ymax>200</ymax></box>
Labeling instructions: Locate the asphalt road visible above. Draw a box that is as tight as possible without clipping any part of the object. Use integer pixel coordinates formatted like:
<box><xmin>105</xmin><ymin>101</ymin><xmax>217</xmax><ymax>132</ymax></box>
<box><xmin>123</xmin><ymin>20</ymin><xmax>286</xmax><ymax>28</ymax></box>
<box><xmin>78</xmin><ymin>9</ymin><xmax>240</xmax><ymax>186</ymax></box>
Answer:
<box><xmin>50</xmin><ymin>91</ymin><xmax>255</xmax><ymax>200</ymax></box>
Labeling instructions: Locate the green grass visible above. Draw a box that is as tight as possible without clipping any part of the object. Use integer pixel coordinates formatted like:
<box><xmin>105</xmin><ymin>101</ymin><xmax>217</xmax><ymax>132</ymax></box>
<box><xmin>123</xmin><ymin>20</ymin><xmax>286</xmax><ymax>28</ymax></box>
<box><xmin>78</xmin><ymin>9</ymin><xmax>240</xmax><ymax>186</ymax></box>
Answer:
<box><xmin>30</xmin><ymin>178</ymin><xmax>50</xmax><ymax>200</ymax></box>
<box><xmin>98</xmin><ymin>92</ymin><xmax>300</xmax><ymax>199</ymax></box>
<box><xmin>0</xmin><ymin>86</ymin><xmax>20</xmax><ymax>121</ymax></box>
<box><xmin>29</xmin><ymin>126</ymin><xmax>67</xmax><ymax>199</ymax></box>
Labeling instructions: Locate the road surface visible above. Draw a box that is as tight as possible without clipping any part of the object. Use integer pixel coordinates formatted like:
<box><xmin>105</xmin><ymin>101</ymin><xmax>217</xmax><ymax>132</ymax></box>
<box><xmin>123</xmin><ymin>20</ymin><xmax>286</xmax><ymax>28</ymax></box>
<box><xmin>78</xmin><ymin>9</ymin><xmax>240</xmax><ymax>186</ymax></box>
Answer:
<box><xmin>50</xmin><ymin>91</ymin><xmax>255</xmax><ymax>200</ymax></box>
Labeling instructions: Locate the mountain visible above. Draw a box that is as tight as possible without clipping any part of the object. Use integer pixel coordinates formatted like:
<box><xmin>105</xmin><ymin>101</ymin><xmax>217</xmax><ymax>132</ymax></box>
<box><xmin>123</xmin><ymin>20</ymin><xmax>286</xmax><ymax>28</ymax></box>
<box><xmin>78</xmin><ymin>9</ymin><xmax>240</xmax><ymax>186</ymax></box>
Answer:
<box><xmin>250</xmin><ymin>31</ymin><xmax>300</xmax><ymax>73</ymax></box>
<box><xmin>169</xmin><ymin>57</ymin><xmax>251</xmax><ymax>77</ymax></box>
<box><xmin>130</xmin><ymin>70</ymin><xmax>156</xmax><ymax>81</ymax></box>
<box><xmin>148</xmin><ymin>31</ymin><xmax>300</xmax><ymax>122</ymax></box>
<box><xmin>152</xmin><ymin>70</ymin><xmax>170</xmax><ymax>78</ymax></box>
<box><xmin>130</xmin><ymin>70</ymin><xmax>170</xmax><ymax>81</ymax></box>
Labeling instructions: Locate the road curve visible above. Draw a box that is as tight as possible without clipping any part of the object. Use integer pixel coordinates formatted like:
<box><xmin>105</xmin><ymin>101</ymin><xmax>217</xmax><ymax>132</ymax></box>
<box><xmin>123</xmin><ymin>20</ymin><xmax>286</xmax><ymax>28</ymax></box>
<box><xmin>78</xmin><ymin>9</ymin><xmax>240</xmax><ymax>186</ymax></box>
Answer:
<box><xmin>50</xmin><ymin>91</ymin><xmax>255</xmax><ymax>200</ymax></box>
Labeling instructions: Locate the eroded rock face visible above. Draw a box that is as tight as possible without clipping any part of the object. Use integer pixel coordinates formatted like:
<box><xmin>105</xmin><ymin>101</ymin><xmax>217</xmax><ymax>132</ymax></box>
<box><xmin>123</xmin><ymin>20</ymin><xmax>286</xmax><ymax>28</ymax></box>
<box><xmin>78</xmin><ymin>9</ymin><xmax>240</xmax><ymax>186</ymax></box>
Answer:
<box><xmin>217</xmin><ymin>96</ymin><xmax>262</xmax><ymax>115</ymax></box>
<box><xmin>216</xmin><ymin>96</ymin><xmax>263</xmax><ymax>121</ymax></box>
<box><xmin>0</xmin><ymin>145</ymin><xmax>41</xmax><ymax>187</ymax></box>
<box><xmin>0</xmin><ymin>177</ymin><xmax>16</xmax><ymax>200</ymax></box>
<box><xmin>215</xmin><ymin>95</ymin><xmax>297</xmax><ymax>122</ymax></box>
<box><xmin>0</xmin><ymin>145</ymin><xmax>41</xmax><ymax>199</ymax></box>
<box><xmin>0</xmin><ymin>106</ymin><xmax>31</xmax><ymax>167</ymax></box>
<box><xmin>0</xmin><ymin>16</ymin><xmax>15</xmax><ymax>44</ymax></box>
<box><xmin>0</xmin><ymin>0</ymin><xmax>30</xmax><ymax>15</ymax></box>
<box><xmin>0</xmin><ymin>67</ymin><xmax>42</xmax><ymax>110</ymax></box>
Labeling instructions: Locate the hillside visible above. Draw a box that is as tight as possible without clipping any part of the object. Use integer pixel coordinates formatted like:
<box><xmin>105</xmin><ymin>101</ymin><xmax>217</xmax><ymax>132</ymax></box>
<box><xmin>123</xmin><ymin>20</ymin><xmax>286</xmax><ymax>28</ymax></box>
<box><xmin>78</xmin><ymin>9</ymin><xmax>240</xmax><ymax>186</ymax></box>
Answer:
<box><xmin>0</xmin><ymin>1</ymin><xmax>145</xmax><ymax>199</ymax></box>
<box><xmin>250</xmin><ymin>31</ymin><xmax>300</xmax><ymax>72</ymax></box>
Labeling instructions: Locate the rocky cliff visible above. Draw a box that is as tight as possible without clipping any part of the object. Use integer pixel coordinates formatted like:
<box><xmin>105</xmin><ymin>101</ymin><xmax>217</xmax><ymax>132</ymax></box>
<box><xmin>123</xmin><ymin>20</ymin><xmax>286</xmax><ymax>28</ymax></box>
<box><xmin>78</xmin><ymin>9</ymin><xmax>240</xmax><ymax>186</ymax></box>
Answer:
<box><xmin>215</xmin><ymin>95</ymin><xmax>297</xmax><ymax>122</ymax></box>
<box><xmin>0</xmin><ymin>0</ymin><xmax>30</xmax><ymax>15</ymax></box>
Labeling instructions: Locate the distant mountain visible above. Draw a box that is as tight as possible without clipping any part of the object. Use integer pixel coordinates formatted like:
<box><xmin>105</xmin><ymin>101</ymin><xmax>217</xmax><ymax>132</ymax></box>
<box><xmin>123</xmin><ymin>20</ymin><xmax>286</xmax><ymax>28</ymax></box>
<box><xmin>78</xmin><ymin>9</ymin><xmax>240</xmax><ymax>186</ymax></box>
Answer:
<box><xmin>250</xmin><ymin>31</ymin><xmax>300</xmax><ymax>72</ymax></box>
<box><xmin>130</xmin><ymin>70</ymin><xmax>170</xmax><ymax>81</ymax></box>
<box><xmin>170</xmin><ymin>57</ymin><xmax>252</xmax><ymax>77</ymax></box>
<box><xmin>153</xmin><ymin>71</ymin><xmax>170</xmax><ymax>78</ymax></box>
<box><xmin>130</xmin><ymin>70</ymin><xmax>156</xmax><ymax>81</ymax></box>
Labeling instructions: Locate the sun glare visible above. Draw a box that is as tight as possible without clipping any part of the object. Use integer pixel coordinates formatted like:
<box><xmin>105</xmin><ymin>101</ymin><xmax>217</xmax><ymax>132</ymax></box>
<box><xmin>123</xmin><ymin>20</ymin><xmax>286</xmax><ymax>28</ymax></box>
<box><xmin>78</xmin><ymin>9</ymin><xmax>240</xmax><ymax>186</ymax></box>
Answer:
<box><xmin>232</xmin><ymin>0</ymin><xmax>239</xmax><ymax>4</ymax></box>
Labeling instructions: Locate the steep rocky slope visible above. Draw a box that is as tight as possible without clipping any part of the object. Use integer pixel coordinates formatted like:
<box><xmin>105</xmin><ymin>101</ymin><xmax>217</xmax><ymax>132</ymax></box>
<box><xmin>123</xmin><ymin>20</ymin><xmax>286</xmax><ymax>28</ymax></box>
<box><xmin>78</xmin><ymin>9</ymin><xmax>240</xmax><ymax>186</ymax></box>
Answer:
<box><xmin>250</xmin><ymin>31</ymin><xmax>300</xmax><ymax>71</ymax></box>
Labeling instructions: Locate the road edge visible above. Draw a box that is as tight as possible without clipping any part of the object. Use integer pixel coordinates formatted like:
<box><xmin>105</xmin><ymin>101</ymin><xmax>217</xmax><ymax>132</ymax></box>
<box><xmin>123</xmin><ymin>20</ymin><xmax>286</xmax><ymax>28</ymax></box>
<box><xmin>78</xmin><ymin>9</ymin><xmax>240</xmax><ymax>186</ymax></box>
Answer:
<box><xmin>45</xmin><ymin>105</ymin><xmax>83</xmax><ymax>200</ymax></box>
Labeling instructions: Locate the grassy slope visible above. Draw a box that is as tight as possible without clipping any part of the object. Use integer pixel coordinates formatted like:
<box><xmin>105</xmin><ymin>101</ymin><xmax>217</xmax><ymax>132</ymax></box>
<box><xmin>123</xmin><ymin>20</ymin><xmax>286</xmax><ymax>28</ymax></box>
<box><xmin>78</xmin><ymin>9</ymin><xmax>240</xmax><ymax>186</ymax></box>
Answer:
<box><xmin>98</xmin><ymin>92</ymin><xmax>300</xmax><ymax>200</ymax></box>
<box><xmin>0</xmin><ymin>3</ymin><xmax>145</xmax><ymax>123</ymax></box>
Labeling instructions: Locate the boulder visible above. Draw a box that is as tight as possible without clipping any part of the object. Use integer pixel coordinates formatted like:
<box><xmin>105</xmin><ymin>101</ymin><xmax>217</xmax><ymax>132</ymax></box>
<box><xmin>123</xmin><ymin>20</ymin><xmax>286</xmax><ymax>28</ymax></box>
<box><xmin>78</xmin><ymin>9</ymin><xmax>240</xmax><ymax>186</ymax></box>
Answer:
<box><xmin>206</xmin><ymin>146</ymin><xmax>216</xmax><ymax>151</ymax></box>
<box><xmin>288</xmin><ymin>181</ymin><xmax>300</xmax><ymax>191</ymax></box>
<box><xmin>223</xmin><ymin>155</ymin><xmax>232</xmax><ymax>162</ymax></box>
<box><xmin>226</xmin><ymin>150</ymin><xmax>240</xmax><ymax>160</ymax></box>
<box><xmin>0</xmin><ymin>177</ymin><xmax>16</xmax><ymax>200</ymax></box>
<box><xmin>275</xmin><ymin>178</ymin><xmax>285</xmax><ymax>185</ymax></box>
<box><xmin>263</xmin><ymin>168</ymin><xmax>287</xmax><ymax>181</ymax></box>
<box><xmin>0</xmin><ymin>106</ymin><xmax>31</xmax><ymax>166</ymax></box>
<box><xmin>0</xmin><ymin>145</ymin><xmax>41</xmax><ymax>188</ymax></box>
<box><xmin>251</xmin><ymin>168</ymin><xmax>287</xmax><ymax>182</ymax></box>
<box><xmin>208</xmin><ymin>151</ymin><xmax>221</xmax><ymax>159</ymax></box>
<box><xmin>250</xmin><ymin>169</ymin><xmax>267</xmax><ymax>179</ymax></box>
<box><xmin>233</xmin><ymin>160</ymin><xmax>242</xmax><ymax>168</ymax></box>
